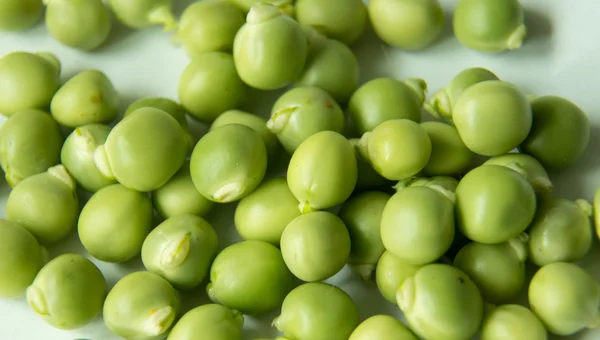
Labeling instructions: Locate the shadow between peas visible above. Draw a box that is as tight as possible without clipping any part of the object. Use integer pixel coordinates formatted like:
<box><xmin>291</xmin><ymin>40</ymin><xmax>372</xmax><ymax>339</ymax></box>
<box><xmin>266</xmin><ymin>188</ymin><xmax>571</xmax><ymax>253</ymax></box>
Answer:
<box><xmin>173</xmin><ymin>0</ymin><xmax>196</xmax><ymax>17</ymax></box>
<box><xmin>352</xmin><ymin>20</ymin><xmax>394</xmax><ymax>83</ymax></box>
<box><xmin>94</xmin><ymin>13</ymin><xmax>135</xmax><ymax>54</ymax></box>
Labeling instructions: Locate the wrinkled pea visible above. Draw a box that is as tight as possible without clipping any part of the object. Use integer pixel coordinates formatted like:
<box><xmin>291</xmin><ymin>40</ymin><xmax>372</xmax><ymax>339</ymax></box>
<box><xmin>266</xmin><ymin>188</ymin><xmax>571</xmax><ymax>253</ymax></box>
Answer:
<box><xmin>227</xmin><ymin>0</ymin><xmax>294</xmax><ymax>15</ymax></box>
<box><xmin>349</xmin><ymin>315</ymin><xmax>418</xmax><ymax>340</ymax></box>
<box><xmin>483</xmin><ymin>153</ymin><xmax>553</xmax><ymax>196</ymax></box>
<box><xmin>0</xmin><ymin>0</ymin><xmax>43</xmax><ymax>31</ymax></box>
<box><xmin>421</xmin><ymin>121</ymin><xmax>474</xmax><ymax>176</ymax></box>
<box><xmin>296</xmin><ymin>0</ymin><xmax>367</xmax><ymax>45</ymax></box>
<box><xmin>107</xmin><ymin>0</ymin><xmax>177</xmax><ymax>30</ymax></box>
<box><xmin>375</xmin><ymin>250</ymin><xmax>423</xmax><ymax>304</ymax></box>
<box><xmin>481</xmin><ymin>305</ymin><xmax>547</xmax><ymax>340</ymax></box>
<box><xmin>168</xmin><ymin>304</ymin><xmax>244</xmax><ymax>340</ymax></box>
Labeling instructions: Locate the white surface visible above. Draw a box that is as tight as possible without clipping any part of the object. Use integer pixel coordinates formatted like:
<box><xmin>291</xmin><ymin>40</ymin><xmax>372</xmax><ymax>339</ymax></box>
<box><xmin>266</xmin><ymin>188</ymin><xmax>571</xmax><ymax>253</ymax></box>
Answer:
<box><xmin>2</xmin><ymin>0</ymin><xmax>600</xmax><ymax>339</ymax></box>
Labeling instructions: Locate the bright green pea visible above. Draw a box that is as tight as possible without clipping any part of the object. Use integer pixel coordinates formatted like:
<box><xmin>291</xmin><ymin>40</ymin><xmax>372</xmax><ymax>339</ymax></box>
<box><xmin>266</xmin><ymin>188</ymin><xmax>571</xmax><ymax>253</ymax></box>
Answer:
<box><xmin>107</xmin><ymin>0</ymin><xmax>177</xmax><ymax>30</ymax></box>
<box><xmin>104</xmin><ymin>271</ymin><xmax>181</xmax><ymax>339</ymax></box>
<box><xmin>375</xmin><ymin>251</ymin><xmax>422</xmax><ymax>304</ymax></box>
<box><xmin>296</xmin><ymin>0</ymin><xmax>367</xmax><ymax>45</ymax></box>
<box><xmin>207</xmin><ymin>240</ymin><xmax>294</xmax><ymax>315</ymax></box>
<box><xmin>227</xmin><ymin>0</ymin><xmax>294</xmax><ymax>14</ymax></box>
<box><xmin>168</xmin><ymin>304</ymin><xmax>244</xmax><ymax>340</ymax></box>
<box><xmin>6</xmin><ymin>165</ymin><xmax>79</xmax><ymax>244</ymax></box>
<box><xmin>421</xmin><ymin>121</ymin><xmax>474</xmax><ymax>176</ymax></box>
<box><xmin>26</xmin><ymin>254</ymin><xmax>107</xmax><ymax>330</ymax></box>
<box><xmin>481</xmin><ymin>305</ymin><xmax>547</xmax><ymax>340</ymax></box>
<box><xmin>349</xmin><ymin>138</ymin><xmax>392</xmax><ymax>192</ymax></box>
<box><xmin>349</xmin><ymin>315</ymin><xmax>418</xmax><ymax>340</ymax></box>
<box><xmin>273</xmin><ymin>282</ymin><xmax>359</xmax><ymax>340</ymax></box>
<box><xmin>483</xmin><ymin>153</ymin><xmax>553</xmax><ymax>196</ymax></box>
<box><xmin>124</xmin><ymin>97</ymin><xmax>191</xmax><ymax>138</ymax></box>
<box><xmin>0</xmin><ymin>0</ymin><xmax>44</xmax><ymax>31</ymax></box>
<box><xmin>78</xmin><ymin>184</ymin><xmax>153</xmax><ymax>263</ymax></box>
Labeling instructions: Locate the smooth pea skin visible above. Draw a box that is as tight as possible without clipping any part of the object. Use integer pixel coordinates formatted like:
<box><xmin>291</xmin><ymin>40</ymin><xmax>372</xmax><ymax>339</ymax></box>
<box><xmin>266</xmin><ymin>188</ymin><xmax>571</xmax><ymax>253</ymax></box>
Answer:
<box><xmin>227</xmin><ymin>0</ymin><xmax>294</xmax><ymax>14</ymax></box>
<box><xmin>78</xmin><ymin>184</ymin><xmax>153</xmax><ymax>262</ymax></box>
<box><xmin>483</xmin><ymin>153</ymin><xmax>553</xmax><ymax>196</ymax></box>
<box><xmin>520</xmin><ymin>95</ymin><xmax>591</xmax><ymax>169</ymax></box>
<box><xmin>349</xmin><ymin>315</ymin><xmax>418</xmax><ymax>340</ymax></box>
<box><xmin>421</xmin><ymin>121</ymin><xmax>474</xmax><ymax>176</ymax></box>
<box><xmin>0</xmin><ymin>51</ymin><xmax>60</xmax><ymax>116</ymax></box>
<box><xmin>207</xmin><ymin>240</ymin><xmax>294</xmax><ymax>315</ymax></box>
<box><xmin>0</xmin><ymin>109</ymin><xmax>63</xmax><ymax>187</ymax></box>
<box><xmin>26</xmin><ymin>254</ymin><xmax>107</xmax><ymax>330</ymax></box>
<box><xmin>529</xmin><ymin>262</ymin><xmax>600</xmax><ymax>336</ymax></box>
<box><xmin>168</xmin><ymin>304</ymin><xmax>244</xmax><ymax>340</ymax></box>
<box><xmin>528</xmin><ymin>197</ymin><xmax>593</xmax><ymax>266</ymax></box>
<box><xmin>395</xmin><ymin>175</ymin><xmax>459</xmax><ymax>193</ymax></box>
<box><xmin>0</xmin><ymin>220</ymin><xmax>45</xmax><ymax>298</ymax></box>
<box><xmin>397</xmin><ymin>264</ymin><xmax>483</xmax><ymax>340</ymax></box>
<box><xmin>104</xmin><ymin>272</ymin><xmax>181</xmax><ymax>340</ymax></box>
<box><xmin>107</xmin><ymin>0</ymin><xmax>177</xmax><ymax>30</ymax></box>
<box><xmin>6</xmin><ymin>165</ymin><xmax>78</xmax><ymax>244</ymax></box>
<box><xmin>452</xmin><ymin>80</ymin><xmax>532</xmax><ymax>156</ymax></box>
<box><xmin>375</xmin><ymin>251</ymin><xmax>423</xmax><ymax>304</ymax></box>
<box><xmin>296</xmin><ymin>0</ymin><xmax>367</xmax><ymax>45</ymax></box>
<box><xmin>456</xmin><ymin>165</ymin><xmax>536</xmax><ymax>244</ymax></box>
<box><xmin>0</xmin><ymin>0</ymin><xmax>43</xmax><ymax>31</ymax></box>
<box><xmin>233</xmin><ymin>3</ymin><xmax>308</xmax><ymax>90</ymax></box>
<box><xmin>349</xmin><ymin>138</ymin><xmax>392</xmax><ymax>192</ymax></box>
<box><xmin>287</xmin><ymin>131</ymin><xmax>357</xmax><ymax>213</ymax></box>
<box><xmin>481</xmin><ymin>305</ymin><xmax>547</xmax><ymax>340</ymax></box>
<box><xmin>369</xmin><ymin>0</ymin><xmax>444</xmax><ymax>50</ymax></box>
<box><xmin>274</xmin><ymin>282</ymin><xmax>359</xmax><ymax>340</ymax></box>
<box><xmin>267</xmin><ymin>86</ymin><xmax>345</xmax><ymax>154</ymax></box>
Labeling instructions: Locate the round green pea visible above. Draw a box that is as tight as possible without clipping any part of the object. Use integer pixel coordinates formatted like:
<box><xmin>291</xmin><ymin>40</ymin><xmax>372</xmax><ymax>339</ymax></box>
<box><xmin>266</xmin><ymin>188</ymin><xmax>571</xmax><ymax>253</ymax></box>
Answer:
<box><xmin>394</xmin><ymin>175</ymin><xmax>459</xmax><ymax>194</ymax></box>
<box><xmin>107</xmin><ymin>0</ymin><xmax>177</xmax><ymax>30</ymax></box>
<box><xmin>227</xmin><ymin>0</ymin><xmax>294</xmax><ymax>14</ymax></box>
<box><xmin>421</xmin><ymin>121</ymin><xmax>474</xmax><ymax>176</ymax></box>
<box><xmin>349</xmin><ymin>138</ymin><xmax>392</xmax><ymax>192</ymax></box>
<box><xmin>168</xmin><ymin>304</ymin><xmax>244</xmax><ymax>340</ymax></box>
<box><xmin>26</xmin><ymin>254</ymin><xmax>107</xmax><ymax>330</ymax></box>
<box><xmin>296</xmin><ymin>0</ymin><xmax>367</xmax><ymax>45</ymax></box>
<box><xmin>483</xmin><ymin>153</ymin><xmax>553</xmax><ymax>196</ymax></box>
<box><xmin>124</xmin><ymin>97</ymin><xmax>191</xmax><ymax>142</ymax></box>
<box><xmin>349</xmin><ymin>315</ymin><xmax>418</xmax><ymax>340</ymax></box>
<box><xmin>481</xmin><ymin>305</ymin><xmax>547</xmax><ymax>340</ymax></box>
<box><xmin>0</xmin><ymin>0</ymin><xmax>43</xmax><ymax>31</ymax></box>
<box><xmin>375</xmin><ymin>251</ymin><xmax>423</xmax><ymax>304</ymax></box>
<box><xmin>78</xmin><ymin>184</ymin><xmax>153</xmax><ymax>263</ymax></box>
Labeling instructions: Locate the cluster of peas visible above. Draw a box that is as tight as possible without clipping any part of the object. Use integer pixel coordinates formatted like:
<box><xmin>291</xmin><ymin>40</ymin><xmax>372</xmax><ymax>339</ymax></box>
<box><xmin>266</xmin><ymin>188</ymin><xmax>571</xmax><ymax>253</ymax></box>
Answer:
<box><xmin>0</xmin><ymin>0</ymin><xmax>598</xmax><ymax>339</ymax></box>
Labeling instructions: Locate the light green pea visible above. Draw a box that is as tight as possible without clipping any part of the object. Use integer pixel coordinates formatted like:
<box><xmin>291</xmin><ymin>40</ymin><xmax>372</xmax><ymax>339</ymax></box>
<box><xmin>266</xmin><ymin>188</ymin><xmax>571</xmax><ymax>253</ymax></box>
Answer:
<box><xmin>26</xmin><ymin>254</ymin><xmax>107</xmax><ymax>330</ymax></box>
<box><xmin>267</xmin><ymin>86</ymin><xmax>345</xmax><ymax>154</ymax></box>
<box><xmin>483</xmin><ymin>153</ymin><xmax>553</xmax><ymax>196</ymax></box>
<box><xmin>375</xmin><ymin>251</ymin><xmax>423</xmax><ymax>304</ymax></box>
<box><xmin>124</xmin><ymin>97</ymin><xmax>192</xmax><ymax>143</ymax></box>
<box><xmin>0</xmin><ymin>109</ymin><xmax>63</xmax><ymax>187</ymax></box>
<box><xmin>273</xmin><ymin>282</ymin><xmax>359</xmax><ymax>340</ymax></box>
<box><xmin>107</xmin><ymin>0</ymin><xmax>177</xmax><ymax>31</ymax></box>
<box><xmin>287</xmin><ymin>130</ymin><xmax>357</xmax><ymax>213</ymax></box>
<box><xmin>104</xmin><ymin>271</ymin><xmax>181</xmax><ymax>340</ymax></box>
<box><xmin>6</xmin><ymin>165</ymin><xmax>79</xmax><ymax>244</ymax></box>
<box><xmin>227</xmin><ymin>0</ymin><xmax>294</xmax><ymax>14</ymax></box>
<box><xmin>394</xmin><ymin>175</ymin><xmax>459</xmax><ymax>194</ymax></box>
<box><xmin>78</xmin><ymin>184</ymin><xmax>153</xmax><ymax>263</ymax></box>
<box><xmin>421</xmin><ymin>121</ymin><xmax>474</xmax><ymax>176</ymax></box>
<box><xmin>349</xmin><ymin>315</ymin><xmax>418</xmax><ymax>340</ymax></box>
<box><xmin>296</xmin><ymin>0</ymin><xmax>367</xmax><ymax>45</ymax></box>
<box><xmin>0</xmin><ymin>0</ymin><xmax>44</xmax><ymax>31</ymax></box>
<box><xmin>349</xmin><ymin>138</ymin><xmax>392</xmax><ymax>192</ymax></box>
<box><xmin>481</xmin><ymin>305</ymin><xmax>547</xmax><ymax>340</ymax></box>
<box><xmin>168</xmin><ymin>304</ymin><xmax>244</xmax><ymax>340</ymax></box>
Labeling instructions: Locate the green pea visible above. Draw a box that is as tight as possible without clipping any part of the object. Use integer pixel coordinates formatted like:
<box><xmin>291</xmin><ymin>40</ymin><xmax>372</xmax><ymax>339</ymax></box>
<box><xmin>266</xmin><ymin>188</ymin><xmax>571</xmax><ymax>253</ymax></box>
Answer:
<box><xmin>452</xmin><ymin>80</ymin><xmax>532</xmax><ymax>156</ymax></box>
<box><xmin>0</xmin><ymin>220</ymin><xmax>45</xmax><ymax>298</ymax></box>
<box><xmin>124</xmin><ymin>97</ymin><xmax>190</xmax><ymax>137</ymax></box>
<box><xmin>273</xmin><ymin>282</ymin><xmax>359</xmax><ymax>340</ymax></box>
<box><xmin>0</xmin><ymin>51</ymin><xmax>60</xmax><ymax>116</ymax></box>
<box><xmin>207</xmin><ymin>240</ymin><xmax>294</xmax><ymax>315</ymax></box>
<box><xmin>26</xmin><ymin>254</ymin><xmax>107</xmax><ymax>330</ymax></box>
<box><xmin>6</xmin><ymin>165</ymin><xmax>78</xmax><ymax>244</ymax></box>
<box><xmin>0</xmin><ymin>109</ymin><xmax>63</xmax><ymax>187</ymax></box>
<box><xmin>394</xmin><ymin>175</ymin><xmax>459</xmax><ymax>194</ymax></box>
<box><xmin>348</xmin><ymin>138</ymin><xmax>392</xmax><ymax>192</ymax></box>
<box><xmin>168</xmin><ymin>304</ymin><xmax>244</xmax><ymax>340</ymax></box>
<box><xmin>296</xmin><ymin>0</ymin><xmax>367</xmax><ymax>45</ymax></box>
<box><xmin>453</xmin><ymin>0</ymin><xmax>526</xmax><ymax>52</ymax></box>
<box><xmin>78</xmin><ymin>184</ymin><xmax>153</xmax><ymax>263</ymax></box>
<box><xmin>349</xmin><ymin>78</ymin><xmax>426</xmax><ymax>134</ymax></box>
<box><xmin>233</xmin><ymin>3</ymin><xmax>307</xmax><ymax>90</ymax></box>
<box><xmin>104</xmin><ymin>271</ymin><xmax>181</xmax><ymax>339</ymax></box>
<box><xmin>481</xmin><ymin>305</ymin><xmax>547</xmax><ymax>340</ymax></box>
<box><xmin>227</xmin><ymin>0</ymin><xmax>294</xmax><ymax>15</ymax></box>
<box><xmin>267</xmin><ymin>86</ymin><xmax>345</xmax><ymax>154</ymax></box>
<box><xmin>520</xmin><ymin>95</ymin><xmax>590</xmax><ymax>169</ymax></box>
<box><xmin>375</xmin><ymin>251</ymin><xmax>422</xmax><ymax>304</ymax></box>
<box><xmin>106</xmin><ymin>0</ymin><xmax>177</xmax><ymax>31</ymax></box>
<box><xmin>190</xmin><ymin>124</ymin><xmax>267</xmax><ymax>203</ymax></box>
<box><xmin>397</xmin><ymin>264</ymin><xmax>483</xmax><ymax>340</ymax></box>
<box><xmin>349</xmin><ymin>315</ymin><xmax>418</xmax><ymax>340</ymax></box>
<box><xmin>529</xmin><ymin>262</ymin><xmax>600</xmax><ymax>336</ymax></box>
<box><xmin>287</xmin><ymin>131</ymin><xmax>357</xmax><ymax>213</ymax></box>
<box><xmin>483</xmin><ymin>153</ymin><xmax>553</xmax><ymax>196</ymax></box>
<box><xmin>595</xmin><ymin>188</ymin><xmax>600</xmax><ymax>240</ymax></box>
<box><xmin>528</xmin><ymin>197</ymin><xmax>592</xmax><ymax>266</ymax></box>
<box><xmin>456</xmin><ymin>165</ymin><xmax>536</xmax><ymax>244</ymax></box>
<box><xmin>0</xmin><ymin>0</ymin><xmax>44</xmax><ymax>31</ymax></box>
<box><xmin>421</xmin><ymin>121</ymin><xmax>474</xmax><ymax>176</ymax></box>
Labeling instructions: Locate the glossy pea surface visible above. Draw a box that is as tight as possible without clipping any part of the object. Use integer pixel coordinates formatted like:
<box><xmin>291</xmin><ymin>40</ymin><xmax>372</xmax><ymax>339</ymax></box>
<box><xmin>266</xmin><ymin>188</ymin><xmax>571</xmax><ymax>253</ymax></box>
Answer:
<box><xmin>167</xmin><ymin>304</ymin><xmax>244</xmax><ymax>340</ymax></box>
<box><xmin>483</xmin><ymin>153</ymin><xmax>553</xmax><ymax>196</ymax></box>
<box><xmin>481</xmin><ymin>305</ymin><xmax>547</xmax><ymax>340</ymax></box>
<box><xmin>349</xmin><ymin>315</ymin><xmax>418</xmax><ymax>340</ymax></box>
<box><xmin>296</xmin><ymin>0</ymin><xmax>367</xmax><ymax>45</ymax></box>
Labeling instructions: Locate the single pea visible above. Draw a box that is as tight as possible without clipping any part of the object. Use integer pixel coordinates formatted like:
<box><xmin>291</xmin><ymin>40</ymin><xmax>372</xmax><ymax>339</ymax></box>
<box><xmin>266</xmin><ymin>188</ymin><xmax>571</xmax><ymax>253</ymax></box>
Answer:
<box><xmin>349</xmin><ymin>78</ymin><xmax>426</xmax><ymax>134</ymax></box>
<box><xmin>529</xmin><ymin>262</ymin><xmax>600</xmax><ymax>336</ymax></box>
<box><xmin>104</xmin><ymin>271</ymin><xmax>181</xmax><ymax>339</ymax></box>
<box><xmin>453</xmin><ymin>0</ymin><xmax>526</xmax><ymax>52</ymax></box>
<box><xmin>348</xmin><ymin>138</ymin><xmax>393</xmax><ymax>192</ymax></box>
<box><xmin>0</xmin><ymin>51</ymin><xmax>60</xmax><ymax>116</ymax></box>
<box><xmin>207</xmin><ymin>240</ymin><xmax>294</xmax><ymax>315</ymax></box>
<box><xmin>375</xmin><ymin>251</ymin><xmax>423</xmax><ymax>304</ymax></box>
<box><xmin>397</xmin><ymin>264</ymin><xmax>483</xmax><ymax>340</ymax></box>
<box><xmin>227</xmin><ymin>0</ymin><xmax>294</xmax><ymax>14</ymax></box>
<box><xmin>456</xmin><ymin>165</ymin><xmax>536</xmax><ymax>244</ymax></box>
<box><xmin>0</xmin><ymin>109</ymin><xmax>63</xmax><ymax>187</ymax></box>
<box><xmin>0</xmin><ymin>0</ymin><xmax>44</xmax><ymax>31</ymax></box>
<box><xmin>78</xmin><ymin>184</ymin><xmax>153</xmax><ymax>263</ymax></box>
<box><xmin>483</xmin><ymin>153</ymin><xmax>553</xmax><ymax>196</ymax></box>
<box><xmin>520</xmin><ymin>95</ymin><xmax>590</xmax><ymax>169</ymax></box>
<box><xmin>190</xmin><ymin>124</ymin><xmax>267</xmax><ymax>203</ymax></box>
<box><xmin>349</xmin><ymin>315</ymin><xmax>418</xmax><ymax>340</ymax></box>
<box><xmin>95</xmin><ymin>107</ymin><xmax>188</xmax><ymax>192</ymax></box>
<box><xmin>267</xmin><ymin>86</ymin><xmax>345</xmax><ymax>154</ymax></box>
<box><xmin>421</xmin><ymin>121</ymin><xmax>474</xmax><ymax>176</ymax></box>
<box><xmin>452</xmin><ymin>80</ymin><xmax>532</xmax><ymax>156</ymax></box>
<box><xmin>0</xmin><ymin>220</ymin><xmax>45</xmax><ymax>298</ymax></box>
<box><xmin>233</xmin><ymin>3</ymin><xmax>307</xmax><ymax>90</ymax></box>
<box><xmin>6</xmin><ymin>165</ymin><xmax>79</xmax><ymax>244</ymax></box>
<box><xmin>168</xmin><ymin>304</ymin><xmax>244</xmax><ymax>340</ymax></box>
<box><xmin>273</xmin><ymin>282</ymin><xmax>359</xmax><ymax>340</ymax></box>
<box><xmin>26</xmin><ymin>254</ymin><xmax>107</xmax><ymax>330</ymax></box>
<box><xmin>124</xmin><ymin>97</ymin><xmax>192</xmax><ymax>142</ymax></box>
<box><xmin>287</xmin><ymin>131</ymin><xmax>357</xmax><ymax>213</ymax></box>
<box><xmin>481</xmin><ymin>305</ymin><xmax>547</xmax><ymax>340</ymax></box>
<box><xmin>296</xmin><ymin>0</ymin><xmax>367</xmax><ymax>45</ymax></box>
<box><xmin>528</xmin><ymin>197</ymin><xmax>592</xmax><ymax>266</ymax></box>
<box><xmin>394</xmin><ymin>175</ymin><xmax>459</xmax><ymax>194</ymax></box>
<box><xmin>106</xmin><ymin>0</ymin><xmax>177</xmax><ymax>30</ymax></box>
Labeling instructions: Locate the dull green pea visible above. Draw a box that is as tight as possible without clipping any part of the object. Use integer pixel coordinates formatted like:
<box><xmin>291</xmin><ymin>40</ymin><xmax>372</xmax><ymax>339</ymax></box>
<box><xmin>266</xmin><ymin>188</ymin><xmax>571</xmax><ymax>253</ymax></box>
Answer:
<box><xmin>168</xmin><ymin>304</ymin><xmax>244</xmax><ymax>340</ymax></box>
<box><xmin>207</xmin><ymin>240</ymin><xmax>294</xmax><ymax>315</ymax></box>
<box><xmin>267</xmin><ymin>86</ymin><xmax>345</xmax><ymax>154</ymax></box>
<box><xmin>349</xmin><ymin>78</ymin><xmax>426</xmax><ymax>134</ymax></box>
<box><xmin>296</xmin><ymin>0</ymin><xmax>367</xmax><ymax>45</ymax></box>
<box><xmin>529</xmin><ymin>262</ymin><xmax>600</xmax><ymax>336</ymax></box>
<box><xmin>394</xmin><ymin>175</ymin><xmax>459</xmax><ymax>194</ymax></box>
<box><xmin>481</xmin><ymin>305</ymin><xmax>547</xmax><ymax>340</ymax></box>
<box><xmin>6</xmin><ymin>165</ymin><xmax>78</xmax><ymax>244</ymax></box>
<box><xmin>227</xmin><ymin>0</ymin><xmax>294</xmax><ymax>15</ymax></box>
<box><xmin>453</xmin><ymin>0</ymin><xmax>526</xmax><ymax>52</ymax></box>
<box><xmin>421</xmin><ymin>121</ymin><xmax>474</xmax><ymax>176</ymax></box>
<box><xmin>274</xmin><ymin>282</ymin><xmax>359</xmax><ymax>340</ymax></box>
<box><xmin>397</xmin><ymin>264</ymin><xmax>483</xmax><ymax>340</ymax></box>
<box><xmin>104</xmin><ymin>271</ymin><xmax>181</xmax><ymax>339</ymax></box>
<box><xmin>27</xmin><ymin>254</ymin><xmax>107</xmax><ymax>330</ymax></box>
<box><xmin>0</xmin><ymin>109</ymin><xmax>63</xmax><ymax>187</ymax></box>
<box><xmin>287</xmin><ymin>130</ymin><xmax>357</xmax><ymax>213</ymax></box>
<box><xmin>78</xmin><ymin>184</ymin><xmax>153</xmax><ymax>262</ymax></box>
<box><xmin>520</xmin><ymin>95</ymin><xmax>590</xmax><ymax>169</ymax></box>
<box><xmin>528</xmin><ymin>197</ymin><xmax>592</xmax><ymax>266</ymax></box>
<box><xmin>349</xmin><ymin>315</ymin><xmax>418</xmax><ymax>340</ymax></box>
<box><xmin>0</xmin><ymin>0</ymin><xmax>44</xmax><ymax>31</ymax></box>
<box><xmin>376</xmin><ymin>251</ymin><xmax>423</xmax><ymax>304</ymax></box>
<box><xmin>50</xmin><ymin>69</ymin><xmax>118</xmax><ymax>128</ymax></box>
<box><xmin>233</xmin><ymin>3</ymin><xmax>307</xmax><ymax>90</ymax></box>
<box><xmin>349</xmin><ymin>138</ymin><xmax>393</xmax><ymax>192</ymax></box>
<box><xmin>107</xmin><ymin>0</ymin><xmax>177</xmax><ymax>30</ymax></box>
<box><xmin>483</xmin><ymin>153</ymin><xmax>553</xmax><ymax>196</ymax></box>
